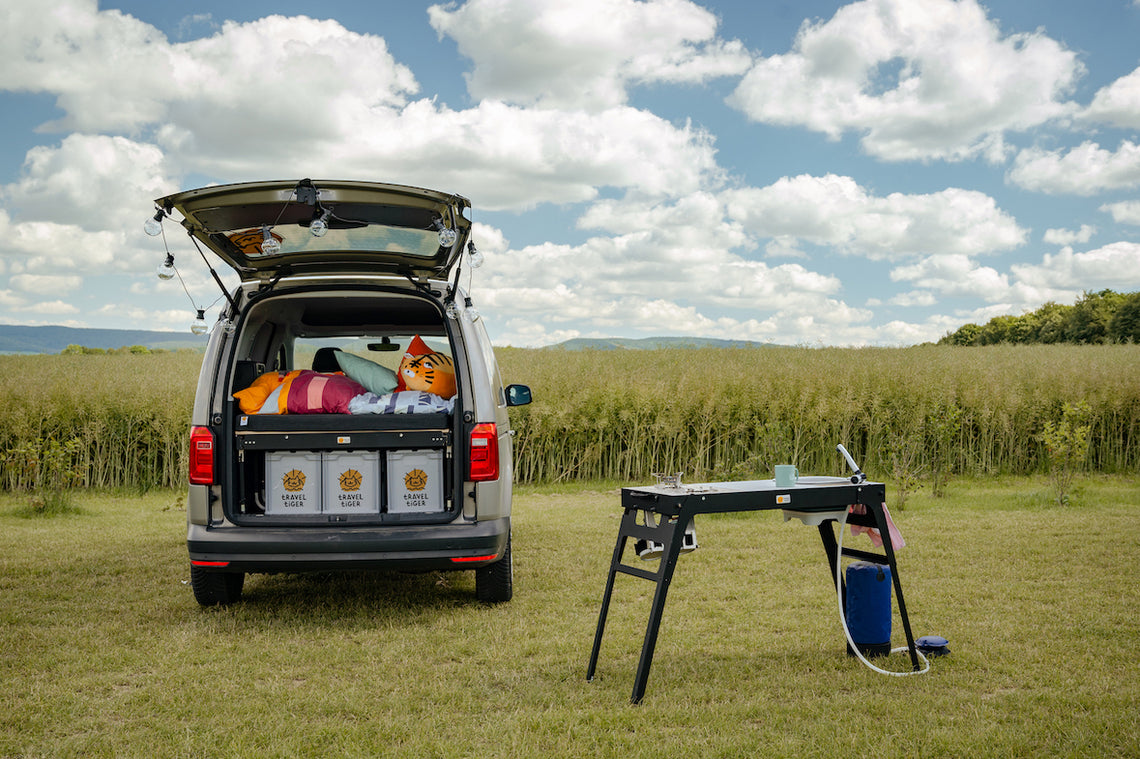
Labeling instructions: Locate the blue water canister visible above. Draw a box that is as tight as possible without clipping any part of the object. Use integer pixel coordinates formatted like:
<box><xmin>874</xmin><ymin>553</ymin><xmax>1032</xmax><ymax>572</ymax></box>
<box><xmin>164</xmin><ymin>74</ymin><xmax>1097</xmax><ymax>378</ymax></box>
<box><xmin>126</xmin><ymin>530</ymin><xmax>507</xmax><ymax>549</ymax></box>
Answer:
<box><xmin>845</xmin><ymin>562</ymin><xmax>892</xmax><ymax>657</ymax></box>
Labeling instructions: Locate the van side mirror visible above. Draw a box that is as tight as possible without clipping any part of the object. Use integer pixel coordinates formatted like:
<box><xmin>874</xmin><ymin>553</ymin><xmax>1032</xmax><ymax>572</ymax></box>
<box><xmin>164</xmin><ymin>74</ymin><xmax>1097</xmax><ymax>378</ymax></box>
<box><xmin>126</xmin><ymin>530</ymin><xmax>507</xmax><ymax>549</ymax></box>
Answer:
<box><xmin>505</xmin><ymin>384</ymin><xmax>532</xmax><ymax>407</ymax></box>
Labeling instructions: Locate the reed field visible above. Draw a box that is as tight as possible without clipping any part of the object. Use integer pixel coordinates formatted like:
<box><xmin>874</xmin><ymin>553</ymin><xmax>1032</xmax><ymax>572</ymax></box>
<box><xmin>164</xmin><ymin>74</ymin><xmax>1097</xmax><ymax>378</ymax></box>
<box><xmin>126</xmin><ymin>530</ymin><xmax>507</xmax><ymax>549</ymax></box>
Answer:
<box><xmin>500</xmin><ymin>343</ymin><xmax>1140</xmax><ymax>485</ymax></box>
<box><xmin>0</xmin><ymin>344</ymin><xmax>1137</xmax><ymax>493</ymax></box>
<box><xmin>0</xmin><ymin>352</ymin><xmax>199</xmax><ymax>492</ymax></box>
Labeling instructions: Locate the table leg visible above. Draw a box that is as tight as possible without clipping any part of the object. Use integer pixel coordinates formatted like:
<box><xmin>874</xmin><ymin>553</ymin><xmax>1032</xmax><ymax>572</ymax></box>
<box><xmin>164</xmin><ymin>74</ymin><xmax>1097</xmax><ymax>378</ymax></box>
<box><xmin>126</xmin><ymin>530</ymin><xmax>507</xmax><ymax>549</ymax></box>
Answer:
<box><xmin>586</xmin><ymin>508</ymin><xmax>637</xmax><ymax>682</ymax></box>
<box><xmin>868</xmin><ymin>502</ymin><xmax>920</xmax><ymax>670</ymax></box>
<box><xmin>629</xmin><ymin>514</ymin><xmax>688</xmax><ymax>704</ymax></box>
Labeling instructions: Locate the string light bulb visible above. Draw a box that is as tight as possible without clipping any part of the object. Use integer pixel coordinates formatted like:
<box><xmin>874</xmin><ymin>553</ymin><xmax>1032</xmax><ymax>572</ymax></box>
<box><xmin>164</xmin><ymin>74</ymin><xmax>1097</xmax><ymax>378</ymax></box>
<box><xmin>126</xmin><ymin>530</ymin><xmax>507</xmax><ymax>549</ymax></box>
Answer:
<box><xmin>260</xmin><ymin>226</ymin><xmax>281</xmax><ymax>255</ymax></box>
<box><xmin>463</xmin><ymin>296</ymin><xmax>480</xmax><ymax>322</ymax></box>
<box><xmin>310</xmin><ymin>210</ymin><xmax>329</xmax><ymax>237</ymax></box>
<box><xmin>191</xmin><ymin>309</ymin><xmax>208</xmax><ymax>335</ymax></box>
<box><xmin>434</xmin><ymin>219</ymin><xmax>458</xmax><ymax>248</ymax></box>
<box><xmin>467</xmin><ymin>242</ymin><xmax>484</xmax><ymax>269</ymax></box>
<box><xmin>156</xmin><ymin>253</ymin><xmax>176</xmax><ymax>281</ymax></box>
<box><xmin>144</xmin><ymin>209</ymin><xmax>164</xmax><ymax>237</ymax></box>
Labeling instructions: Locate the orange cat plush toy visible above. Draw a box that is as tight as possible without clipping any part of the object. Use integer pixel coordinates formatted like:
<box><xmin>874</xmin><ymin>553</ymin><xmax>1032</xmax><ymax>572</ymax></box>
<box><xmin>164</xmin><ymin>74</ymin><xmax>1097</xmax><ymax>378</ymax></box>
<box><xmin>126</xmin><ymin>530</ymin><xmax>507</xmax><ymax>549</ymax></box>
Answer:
<box><xmin>397</xmin><ymin>335</ymin><xmax>457</xmax><ymax>399</ymax></box>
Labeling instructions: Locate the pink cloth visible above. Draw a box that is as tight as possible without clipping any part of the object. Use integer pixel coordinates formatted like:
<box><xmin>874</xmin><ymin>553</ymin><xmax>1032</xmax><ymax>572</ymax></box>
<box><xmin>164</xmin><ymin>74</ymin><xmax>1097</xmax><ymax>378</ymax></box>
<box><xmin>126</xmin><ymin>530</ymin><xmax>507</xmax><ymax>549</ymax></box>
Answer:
<box><xmin>285</xmin><ymin>370</ymin><xmax>366</xmax><ymax>414</ymax></box>
<box><xmin>848</xmin><ymin>502</ymin><xmax>905</xmax><ymax>550</ymax></box>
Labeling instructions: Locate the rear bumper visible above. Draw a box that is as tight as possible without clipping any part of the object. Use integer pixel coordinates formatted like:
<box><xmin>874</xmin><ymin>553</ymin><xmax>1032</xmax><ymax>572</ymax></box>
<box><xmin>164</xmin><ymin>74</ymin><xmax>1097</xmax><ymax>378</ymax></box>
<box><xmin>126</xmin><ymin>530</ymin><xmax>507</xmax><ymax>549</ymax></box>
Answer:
<box><xmin>187</xmin><ymin>517</ymin><xmax>509</xmax><ymax>573</ymax></box>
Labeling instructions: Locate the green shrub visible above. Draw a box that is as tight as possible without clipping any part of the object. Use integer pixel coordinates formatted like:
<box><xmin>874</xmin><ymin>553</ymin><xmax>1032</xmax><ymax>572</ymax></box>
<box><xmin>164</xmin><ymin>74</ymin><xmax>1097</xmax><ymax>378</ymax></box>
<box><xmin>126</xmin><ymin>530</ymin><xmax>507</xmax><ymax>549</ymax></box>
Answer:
<box><xmin>4</xmin><ymin>436</ymin><xmax>84</xmax><ymax>515</ymax></box>
<box><xmin>1037</xmin><ymin>401</ymin><xmax>1092</xmax><ymax>506</ymax></box>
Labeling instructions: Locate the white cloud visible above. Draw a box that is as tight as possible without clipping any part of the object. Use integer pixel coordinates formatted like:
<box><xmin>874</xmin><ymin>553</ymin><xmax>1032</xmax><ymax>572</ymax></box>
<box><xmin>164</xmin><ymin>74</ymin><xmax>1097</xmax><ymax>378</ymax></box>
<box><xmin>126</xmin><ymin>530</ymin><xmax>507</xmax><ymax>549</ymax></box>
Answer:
<box><xmin>469</xmin><ymin>222</ymin><xmax>510</xmax><ymax>255</ymax></box>
<box><xmin>890</xmin><ymin>254</ymin><xmax>1010</xmax><ymax>300</ymax></box>
<box><xmin>0</xmin><ymin>4</ymin><xmax>726</xmax><ymax>212</ymax></box>
<box><xmin>0</xmin><ymin>135</ymin><xmax>183</xmax><ymax>278</ymax></box>
<box><xmin>470</xmin><ymin>187</ymin><xmax>895</xmax><ymax>346</ymax></box>
<box><xmin>9</xmin><ymin>274</ymin><xmax>83</xmax><ymax>295</ymax></box>
<box><xmin>316</xmin><ymin>100</ymin><xmax>723</xmax><ymax>209</ymax></box>
<box><xmin>954</xmin><ymin>301</ymin><xmax>1030</xmax><ymax>325</ymax></box>
<box><xmin>485</xmin><ymin>289</ymin><xmax>878</xmax><ymax>347</ymax></box>
<box><xmin>875</xmin><ymin>315</ymin><xmax>959</xmax><ymax>345</ymax></box>
<box><xmin>0</xmin><ymin>0</ymin><xmax>173</xmax><ymax>132</ymax></box>
<box><xmin>889</xmin><ymin>290</ymin><xmax>937</xmax><ymax>307</ymax></box>
<box><xmin>428</xmin><ymin>0</ymin><xmax>751</xmax><ymax>109</ymax></box>
<box><xmin>2</xmin><ymin>5</ymin><xmax>418</xmax><ymax>135</ymax></box>
<box><xmin>0</xmin><ymin>221</ymin><xmax>122</xmax><ymax>273</ymax></box>
<box><xmin>479</xmin><ymin>223</ymin><xmax>838</xmax><ymax>311</ymax></box>
<box><xmin>1007</xmin><ymin>141</ymin><xmax>1140</xmax><ymax>195</ymax></box>
<box><xmin>2</xmin><ymin>134</ymin><xmax>174</xmax><ymax>228</ymax></box>
<box><xmin>96</xmin><ymin>304</ymin><xmax>209</xmax><ymax>331</ymax></box>
<box><xmin>722</xmin><ymin>174</ymin><xmax>1026</xmax><ymax>261</ymax></box>
<box><xmin>470</xmin><ymin>177</ymin><xmax>1033</xmax><ymax>345</ymax></box>
<box><xmin>1101</xmin><ymin>200</ymin><xmax>1140</xmax><ymax>226</ymax></box>
<box><xmin>1043</xmin><ymin>225</ymin><xmax>1095</xmax><ymax>246</ymax></box>
<box><xmin>18</xmin><ymin>300</ymin><xmax>80</xmax><ymax>315</ymax></box>
<box><xmin>1010</xmin><ymin>242</ymin><xmax>1140</xmax><ymax>290</ymax></box>
<box><xmin>726</xmin><ymin>0</ymin><xmax>1081</xmax><ymax>162</ymax></box>
<box><xmin>876</xmin><ymin>258</ymin><xmax>1108</xmax><ymax>336</ymax></box>
<box><xmin>1081</xmin><ymin>65</ymin><xmax>1140</xmax><ymax>129</ymax></box>
<box><xmin>494</xmin><ymin>317</ymin><xmax>582</xmax><ymax>348</ymax></box>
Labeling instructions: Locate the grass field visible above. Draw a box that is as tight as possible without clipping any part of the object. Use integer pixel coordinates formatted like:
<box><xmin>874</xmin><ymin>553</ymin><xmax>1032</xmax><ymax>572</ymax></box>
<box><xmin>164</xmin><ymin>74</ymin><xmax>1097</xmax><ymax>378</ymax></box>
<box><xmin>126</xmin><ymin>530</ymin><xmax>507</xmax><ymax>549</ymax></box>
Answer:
<box><xmin>2</xmin><ymin>477</ymin><xmax>1137</xmax><ymax>758</ymax></box>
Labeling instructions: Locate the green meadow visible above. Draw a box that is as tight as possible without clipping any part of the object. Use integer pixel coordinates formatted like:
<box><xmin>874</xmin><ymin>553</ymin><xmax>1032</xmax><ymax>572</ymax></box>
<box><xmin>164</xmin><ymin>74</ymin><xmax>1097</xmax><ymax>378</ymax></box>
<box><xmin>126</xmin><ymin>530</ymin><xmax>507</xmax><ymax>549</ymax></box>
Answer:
<box><xmin>1</xmin><ymin>345</ymin><xmax>1137</xmax><ymax>756</ymax></box>
<box><xmin>2</xmin><ymin>478</ymin><xmax>1137</xmax><ymax>757</ymax></box>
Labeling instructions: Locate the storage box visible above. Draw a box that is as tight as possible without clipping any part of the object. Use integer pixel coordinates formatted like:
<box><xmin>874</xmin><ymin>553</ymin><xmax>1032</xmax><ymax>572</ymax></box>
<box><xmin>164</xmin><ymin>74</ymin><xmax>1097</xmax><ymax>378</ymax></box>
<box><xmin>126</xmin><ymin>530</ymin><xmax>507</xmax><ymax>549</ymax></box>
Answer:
<box><xmin>386</xmin><ymin>449</ymin><xmax>444</xmax><ymax>513</ymax></box>
<box><xmin>265</xmin><ymin>452</ymin><xmax>323</xmax><ymax>515</ymax></box>
<box><xmin>322</xmin><ymin>451</ymin><xmax>380</xmax><ymax>515</ymax></box>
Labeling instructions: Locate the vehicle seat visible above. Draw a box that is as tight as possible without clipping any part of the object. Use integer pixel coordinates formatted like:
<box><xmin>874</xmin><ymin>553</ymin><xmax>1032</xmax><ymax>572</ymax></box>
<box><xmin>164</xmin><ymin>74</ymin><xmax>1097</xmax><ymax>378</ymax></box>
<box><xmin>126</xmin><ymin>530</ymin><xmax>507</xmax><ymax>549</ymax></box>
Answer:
<box><xmin>312</xmin><ymin>347</ymin><xmax>342</xmax><ymax>372</ymax></box>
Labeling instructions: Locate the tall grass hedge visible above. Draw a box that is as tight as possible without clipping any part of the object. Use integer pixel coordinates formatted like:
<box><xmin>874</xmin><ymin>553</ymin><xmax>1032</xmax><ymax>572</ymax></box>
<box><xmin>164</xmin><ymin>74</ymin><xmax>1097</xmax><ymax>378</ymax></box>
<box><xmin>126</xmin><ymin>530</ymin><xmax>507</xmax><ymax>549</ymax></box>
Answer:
<box><xmin>0</xmin><ymin>352</ymin><xmax>199</xmax><ymax>491</ymax></box>
<box><xmin>498</xmin><ymin>344</ymin><xmax>1140</xmax><ymax>483</ymax></box>
<box><xmin>0</xmin><ymin>344</ymin><xmax>1136</xmax><ymax>491</ymax></box>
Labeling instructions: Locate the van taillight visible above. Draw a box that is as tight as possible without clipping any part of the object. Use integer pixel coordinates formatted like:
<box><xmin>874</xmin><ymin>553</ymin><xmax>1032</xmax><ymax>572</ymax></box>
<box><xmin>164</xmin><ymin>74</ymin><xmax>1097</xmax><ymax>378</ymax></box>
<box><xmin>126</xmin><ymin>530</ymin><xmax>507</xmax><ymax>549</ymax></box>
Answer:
<box><xmin>189</xmin><ymin>426</ymin><xmax>215</xmax><ymax>485</ymax></box>
<box><xmin>468</xmin><ymin>422</ymin><xmax>499</xmax><ymax>482</ymax></box>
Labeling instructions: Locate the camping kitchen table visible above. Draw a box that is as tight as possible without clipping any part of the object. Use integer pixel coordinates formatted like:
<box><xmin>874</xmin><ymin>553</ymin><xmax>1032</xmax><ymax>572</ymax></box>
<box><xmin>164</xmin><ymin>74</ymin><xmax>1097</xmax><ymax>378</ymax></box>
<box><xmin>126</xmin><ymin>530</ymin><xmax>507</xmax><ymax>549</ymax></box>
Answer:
<box><xmin>586</xmin><ymin>476</ymin><xmax>920</xmax><ymax>704</ymax></box>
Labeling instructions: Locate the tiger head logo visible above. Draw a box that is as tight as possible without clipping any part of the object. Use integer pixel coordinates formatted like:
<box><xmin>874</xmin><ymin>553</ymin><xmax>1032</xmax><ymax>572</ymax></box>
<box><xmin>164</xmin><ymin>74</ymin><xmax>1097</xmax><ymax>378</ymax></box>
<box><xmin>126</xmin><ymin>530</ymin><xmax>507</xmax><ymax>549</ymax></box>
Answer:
<box><xmin>404</xmin><ymin>468</ymin><xmax>428</xmax><ymax>492</ymax></box>
<box><xmin>339</xmin><ymin>469</ymin><xmax>363</xmax><ymax>492</ymax></box>
<box><xmin>282</xmin><ymin>469</ymin><xmax>307</xmax><ymax>492</ymax></box>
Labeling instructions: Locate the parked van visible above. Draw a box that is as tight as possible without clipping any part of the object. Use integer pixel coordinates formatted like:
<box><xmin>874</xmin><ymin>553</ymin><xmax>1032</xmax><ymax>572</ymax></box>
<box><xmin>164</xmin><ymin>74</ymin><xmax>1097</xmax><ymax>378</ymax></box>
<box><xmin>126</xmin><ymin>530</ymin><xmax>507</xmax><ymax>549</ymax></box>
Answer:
<box><xmin>154</xmin><ymin>179</ymin><xmax>531</xmax><ymax>606</ymax></box>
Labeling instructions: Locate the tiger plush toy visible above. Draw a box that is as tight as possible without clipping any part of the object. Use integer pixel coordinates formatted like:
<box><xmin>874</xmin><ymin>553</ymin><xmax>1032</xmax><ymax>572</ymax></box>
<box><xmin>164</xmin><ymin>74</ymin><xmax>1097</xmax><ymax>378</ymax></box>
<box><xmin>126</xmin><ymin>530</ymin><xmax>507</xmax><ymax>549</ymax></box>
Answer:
<box><xmin>399</xmin><ymin>351</ymin><xmax>457</xmax><ymax>398</ymax></box>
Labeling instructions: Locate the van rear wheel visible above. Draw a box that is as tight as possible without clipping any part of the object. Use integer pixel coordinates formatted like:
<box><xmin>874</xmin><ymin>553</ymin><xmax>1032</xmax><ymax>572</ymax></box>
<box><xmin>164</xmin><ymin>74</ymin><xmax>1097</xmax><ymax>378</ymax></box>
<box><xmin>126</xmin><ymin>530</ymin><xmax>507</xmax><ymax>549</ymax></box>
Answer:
<box><xmin>190</xmin><ymin>564</ymin><xmax>245</xmax><ymax>606</ymax></box>
<box><xmin>475</xmin><ymin>533</ymin><xmax>512</xmax><ymax>603</ymax></box>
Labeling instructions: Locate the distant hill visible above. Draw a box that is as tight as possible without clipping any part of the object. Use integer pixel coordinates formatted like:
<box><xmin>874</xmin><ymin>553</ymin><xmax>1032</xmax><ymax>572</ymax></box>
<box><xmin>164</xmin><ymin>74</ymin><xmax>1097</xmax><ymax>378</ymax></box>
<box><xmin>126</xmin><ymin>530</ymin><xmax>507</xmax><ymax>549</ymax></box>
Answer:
<box><xmin>0</xmin><ymin>324</ymin><xmax>207</xmax><ymax>354</ymax></box>
<box><xmin>0</xmin><ymin>324</ymin><xmax>771</xmax><ymax>355</ymax></box>
<box><xmin>549</xmin><ymin>336</ymin><xmax>771</xmax><ymax>350</ymax></box>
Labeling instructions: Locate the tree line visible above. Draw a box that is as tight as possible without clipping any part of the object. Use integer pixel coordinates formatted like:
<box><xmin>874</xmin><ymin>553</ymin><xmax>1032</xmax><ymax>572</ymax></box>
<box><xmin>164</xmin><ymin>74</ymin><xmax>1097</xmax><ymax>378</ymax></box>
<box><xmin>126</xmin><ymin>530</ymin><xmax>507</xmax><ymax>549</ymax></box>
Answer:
<box><xmin>939</xmin><ymin>289</ymin><xmax>1140</xmax><ymax>346</ymax></box>
<box><xmin>59</xmin><ymin>344</ymin><xmax>178</xmax><ymax>355</ymax></box>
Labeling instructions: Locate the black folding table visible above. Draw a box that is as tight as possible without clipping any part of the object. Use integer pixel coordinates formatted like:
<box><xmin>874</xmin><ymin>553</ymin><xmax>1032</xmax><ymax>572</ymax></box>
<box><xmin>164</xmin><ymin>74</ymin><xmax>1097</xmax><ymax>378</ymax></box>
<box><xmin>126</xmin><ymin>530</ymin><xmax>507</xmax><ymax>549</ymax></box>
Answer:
<box><xmin>586</xmin><ymin>476</ymin><xmax>920</xmax><ymax>703</ymax></box>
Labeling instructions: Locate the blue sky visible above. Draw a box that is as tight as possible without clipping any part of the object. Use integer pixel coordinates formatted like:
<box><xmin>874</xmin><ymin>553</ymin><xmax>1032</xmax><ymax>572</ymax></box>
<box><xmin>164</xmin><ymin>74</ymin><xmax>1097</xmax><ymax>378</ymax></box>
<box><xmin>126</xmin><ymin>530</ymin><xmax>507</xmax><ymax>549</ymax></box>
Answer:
<box><xmin>1</xmin><ymin>0</ymin><xmax>1138</xmax><ymax>346</ymax></box>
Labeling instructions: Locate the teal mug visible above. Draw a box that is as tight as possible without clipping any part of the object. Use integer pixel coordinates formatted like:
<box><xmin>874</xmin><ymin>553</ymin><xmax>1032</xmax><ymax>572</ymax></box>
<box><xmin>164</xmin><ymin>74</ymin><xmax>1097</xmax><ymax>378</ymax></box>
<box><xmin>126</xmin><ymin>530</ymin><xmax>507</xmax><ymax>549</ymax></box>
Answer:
<box><xmin>774</xmin><ymin>465</ymin><xmax>799</xmax><ymax>487</ymax></box>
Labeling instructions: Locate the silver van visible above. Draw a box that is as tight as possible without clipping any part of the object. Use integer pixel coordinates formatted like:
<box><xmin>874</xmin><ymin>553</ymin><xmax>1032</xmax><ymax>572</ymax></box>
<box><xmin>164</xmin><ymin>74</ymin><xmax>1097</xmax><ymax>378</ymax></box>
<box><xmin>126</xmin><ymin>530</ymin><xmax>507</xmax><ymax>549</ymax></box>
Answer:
<box><xmin>154</xmin><ymin>179</ymin><xmax>531</xmax><ymax>605</ymax></box>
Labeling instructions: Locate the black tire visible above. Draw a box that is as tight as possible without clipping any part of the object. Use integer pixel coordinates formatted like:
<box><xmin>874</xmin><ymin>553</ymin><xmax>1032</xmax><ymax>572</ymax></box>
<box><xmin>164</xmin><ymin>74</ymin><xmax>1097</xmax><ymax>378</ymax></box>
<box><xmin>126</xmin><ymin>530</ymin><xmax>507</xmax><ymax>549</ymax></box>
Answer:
<box><xmin>475</xmin><ymin>532</ymin><xmax>513</xmax><ymax>603</ymax></box>
<box><xmin>190</xmin><ymin>564</ymin><xmax>245</xmax><ymax>606</ymax></box>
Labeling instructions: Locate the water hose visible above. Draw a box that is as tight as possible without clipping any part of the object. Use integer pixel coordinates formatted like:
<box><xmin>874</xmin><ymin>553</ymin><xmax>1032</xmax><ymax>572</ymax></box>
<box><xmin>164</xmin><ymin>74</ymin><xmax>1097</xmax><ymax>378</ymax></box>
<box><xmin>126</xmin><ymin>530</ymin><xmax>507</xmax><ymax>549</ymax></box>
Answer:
<box><xmin>835</xmin><ymin>507</ymin><xmax>930</xmax><ymax>677</ymax></box>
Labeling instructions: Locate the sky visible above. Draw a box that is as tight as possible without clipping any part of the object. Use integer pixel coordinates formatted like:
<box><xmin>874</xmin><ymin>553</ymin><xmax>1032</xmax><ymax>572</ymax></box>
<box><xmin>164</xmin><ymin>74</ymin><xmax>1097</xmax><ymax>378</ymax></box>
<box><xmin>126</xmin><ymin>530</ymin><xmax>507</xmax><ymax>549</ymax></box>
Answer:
<box><xmin>1</xmin><ymin>0</ymin><xmax>1138</xmax><ymax>347</ymax></box>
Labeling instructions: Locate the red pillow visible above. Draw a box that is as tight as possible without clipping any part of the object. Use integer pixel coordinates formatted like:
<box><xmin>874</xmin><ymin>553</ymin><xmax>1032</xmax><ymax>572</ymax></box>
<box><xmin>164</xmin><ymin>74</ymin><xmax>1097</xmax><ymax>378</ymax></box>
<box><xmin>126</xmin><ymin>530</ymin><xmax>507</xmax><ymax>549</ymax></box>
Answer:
<box><xmin>285</xmin><ymin>371</ymin><xmax>366</xmax><ymax>414</ymax></box>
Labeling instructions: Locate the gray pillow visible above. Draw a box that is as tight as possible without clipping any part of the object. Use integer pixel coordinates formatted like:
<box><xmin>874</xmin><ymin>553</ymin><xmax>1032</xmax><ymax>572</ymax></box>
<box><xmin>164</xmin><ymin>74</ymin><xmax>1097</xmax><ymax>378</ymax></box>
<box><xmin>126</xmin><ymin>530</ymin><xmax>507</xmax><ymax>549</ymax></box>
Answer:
<box><xmin>335</xmin><ymin>352</ymin><xmax>398</xmax><ymax>395</ymax></box>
